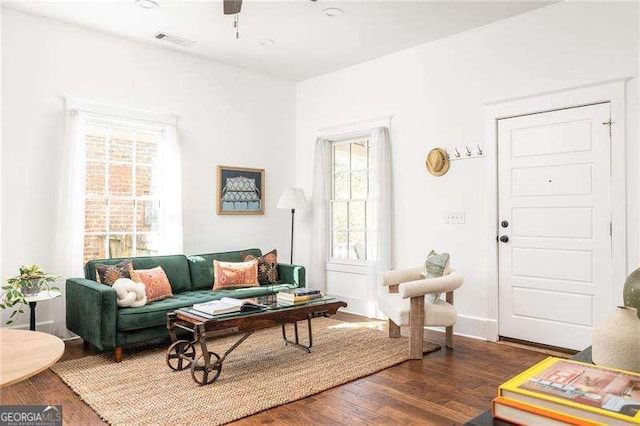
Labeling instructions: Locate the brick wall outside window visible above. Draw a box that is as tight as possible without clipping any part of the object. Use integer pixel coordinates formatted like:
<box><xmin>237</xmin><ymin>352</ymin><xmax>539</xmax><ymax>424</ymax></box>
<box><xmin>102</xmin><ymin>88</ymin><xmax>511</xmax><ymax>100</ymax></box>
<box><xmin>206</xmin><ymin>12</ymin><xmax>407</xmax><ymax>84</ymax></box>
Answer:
<box><xmin>83</xmin><ymin>121</ymin><xmax>163</xmax><ymax>265</ymax></box>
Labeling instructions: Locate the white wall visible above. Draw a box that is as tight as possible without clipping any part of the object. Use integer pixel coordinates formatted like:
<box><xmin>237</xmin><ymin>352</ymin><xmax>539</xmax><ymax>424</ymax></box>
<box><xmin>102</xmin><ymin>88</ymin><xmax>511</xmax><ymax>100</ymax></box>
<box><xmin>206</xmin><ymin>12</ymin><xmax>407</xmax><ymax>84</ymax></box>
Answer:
<box><xmin>0</xmin><ymin>5</ymin><xmax>4</xmax><ymax>286</ymax></box>
<box><xmin>295</xmin><ymin>2</ymin><xmax>639</xmax><ymax>338</ymax></box>
<box><xmin>2</xmin><ymin>8</ymin><xmax>297</xmax><ymax>331</ymax></box>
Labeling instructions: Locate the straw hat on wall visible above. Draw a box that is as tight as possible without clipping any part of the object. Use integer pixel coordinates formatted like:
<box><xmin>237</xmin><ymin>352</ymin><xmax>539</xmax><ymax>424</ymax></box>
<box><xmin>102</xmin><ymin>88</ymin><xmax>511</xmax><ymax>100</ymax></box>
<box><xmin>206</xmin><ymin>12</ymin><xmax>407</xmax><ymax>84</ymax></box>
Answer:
<box><xmin>425</xmin><ymin>148</ymin><xmax>450</xmax><ymax>176</ymax></box>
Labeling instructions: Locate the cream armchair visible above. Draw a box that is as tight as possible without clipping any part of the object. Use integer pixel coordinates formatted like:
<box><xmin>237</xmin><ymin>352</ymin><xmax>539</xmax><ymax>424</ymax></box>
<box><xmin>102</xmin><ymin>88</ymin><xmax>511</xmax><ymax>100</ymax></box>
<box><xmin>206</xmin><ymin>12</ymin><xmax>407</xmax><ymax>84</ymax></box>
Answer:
<box><xmin>379</xmin><ymin>266</ymin><xmax>464</xmax><ymax>359</ymax></box>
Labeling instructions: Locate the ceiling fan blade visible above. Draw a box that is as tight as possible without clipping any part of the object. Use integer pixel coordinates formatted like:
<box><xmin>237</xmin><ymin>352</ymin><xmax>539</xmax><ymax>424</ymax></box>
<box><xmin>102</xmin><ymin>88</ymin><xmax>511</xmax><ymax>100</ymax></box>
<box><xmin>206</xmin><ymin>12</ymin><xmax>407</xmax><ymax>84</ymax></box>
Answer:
<box><xmin>223</xmin><ymin>0</ymin><xmax>242</xmax><ymax>15</ymax></box>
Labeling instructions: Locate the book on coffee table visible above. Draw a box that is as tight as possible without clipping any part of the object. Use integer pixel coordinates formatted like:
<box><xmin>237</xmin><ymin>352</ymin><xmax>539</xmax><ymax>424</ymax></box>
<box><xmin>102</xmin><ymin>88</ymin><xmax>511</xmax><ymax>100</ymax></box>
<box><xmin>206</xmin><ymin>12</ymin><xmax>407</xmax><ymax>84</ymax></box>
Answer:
<box><xmin>192</xmin><ymin>297</ymin><xmax>265</xmax><ymax>316</ymax></box>
<box><xmin>492</xmin><ymin>396</ymin><xmax>599</xmax><ymax>425</ymax></box>
<box><xmin>277</xmin><ymin>289</ymin><xmax>322</xmax><ymax>302</ymax></box>
<box><xmin>497</xmin><ymin>357</ymin><xmax>640</xmax><ymax>425</ymax></box>
<box><xmin>277</xmin><ymin>292</ymin><xmax>322</xmax><ymax>303</ymax></box>
<box><xmin>279</xmin><ymin>288</ymin><xmax>321</xmax><ymax>297</ymax></box>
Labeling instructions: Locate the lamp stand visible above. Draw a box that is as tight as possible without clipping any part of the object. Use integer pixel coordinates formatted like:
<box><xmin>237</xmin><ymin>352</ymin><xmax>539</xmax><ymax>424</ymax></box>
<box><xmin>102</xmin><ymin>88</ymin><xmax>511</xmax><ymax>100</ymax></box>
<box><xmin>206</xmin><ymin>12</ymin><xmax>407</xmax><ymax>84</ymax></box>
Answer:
<box><xmin>289</xmin><ymin>208</ymin><xmax>295</xmax><ymax>264</ymax></box>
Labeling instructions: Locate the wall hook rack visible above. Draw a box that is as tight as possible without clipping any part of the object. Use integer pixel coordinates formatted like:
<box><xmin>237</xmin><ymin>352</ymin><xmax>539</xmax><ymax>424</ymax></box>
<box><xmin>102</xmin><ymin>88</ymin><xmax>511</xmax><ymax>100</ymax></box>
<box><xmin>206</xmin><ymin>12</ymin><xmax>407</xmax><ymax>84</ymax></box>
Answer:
<box><xmin>446</xmin><ymin>144</ymin><xmax>484</xmax><ymax>161</ymax></box>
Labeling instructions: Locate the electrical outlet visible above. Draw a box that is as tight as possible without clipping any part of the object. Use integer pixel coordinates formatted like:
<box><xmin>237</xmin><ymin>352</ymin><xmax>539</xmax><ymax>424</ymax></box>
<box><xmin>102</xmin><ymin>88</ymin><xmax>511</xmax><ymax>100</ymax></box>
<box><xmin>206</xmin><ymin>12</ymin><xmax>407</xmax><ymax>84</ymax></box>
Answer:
<box><xmin>446</xmin><ymin>212</ymin><xmax>465</xmax><ymax>224</ymax></box>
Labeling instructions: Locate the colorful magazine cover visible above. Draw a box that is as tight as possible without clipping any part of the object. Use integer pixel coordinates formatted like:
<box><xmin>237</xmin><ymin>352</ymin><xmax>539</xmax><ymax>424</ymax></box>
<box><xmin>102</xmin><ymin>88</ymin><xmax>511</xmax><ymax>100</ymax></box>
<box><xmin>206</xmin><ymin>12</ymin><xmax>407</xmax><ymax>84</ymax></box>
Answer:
<box><xmin>518</xmin><ymin>359</ymin><xmax>640</xmax><ymax>418</ymax></box>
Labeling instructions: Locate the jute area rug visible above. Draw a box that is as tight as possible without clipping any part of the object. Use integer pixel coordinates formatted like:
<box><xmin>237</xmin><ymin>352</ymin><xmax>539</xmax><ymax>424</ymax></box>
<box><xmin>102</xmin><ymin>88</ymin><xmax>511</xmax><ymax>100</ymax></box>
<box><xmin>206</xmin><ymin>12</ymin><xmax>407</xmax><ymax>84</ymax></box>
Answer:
<box><xmin>52</xmin><ymin>318</ymin><xmax>440</xmax><ymax>425</ymax></box>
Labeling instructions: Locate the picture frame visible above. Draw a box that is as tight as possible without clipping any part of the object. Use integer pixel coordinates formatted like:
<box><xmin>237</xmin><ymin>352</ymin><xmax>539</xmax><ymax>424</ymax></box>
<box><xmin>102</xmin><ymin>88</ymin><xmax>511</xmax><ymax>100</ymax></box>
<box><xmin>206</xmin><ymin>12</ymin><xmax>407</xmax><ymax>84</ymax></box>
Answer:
<box><xmin>216</xmin><ymin>165</ymin><xmax>265</xmax><ymax>215</ymax></box>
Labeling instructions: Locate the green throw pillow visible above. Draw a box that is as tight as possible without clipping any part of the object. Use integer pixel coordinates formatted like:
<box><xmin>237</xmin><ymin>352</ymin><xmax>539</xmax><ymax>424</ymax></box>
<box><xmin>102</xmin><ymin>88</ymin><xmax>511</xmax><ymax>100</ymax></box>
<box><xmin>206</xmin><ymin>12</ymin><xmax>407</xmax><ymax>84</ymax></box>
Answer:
<box><xmin>424</xmin><ymin>250</ymin><xmax>450</xmax><ymax>303</ymax></box>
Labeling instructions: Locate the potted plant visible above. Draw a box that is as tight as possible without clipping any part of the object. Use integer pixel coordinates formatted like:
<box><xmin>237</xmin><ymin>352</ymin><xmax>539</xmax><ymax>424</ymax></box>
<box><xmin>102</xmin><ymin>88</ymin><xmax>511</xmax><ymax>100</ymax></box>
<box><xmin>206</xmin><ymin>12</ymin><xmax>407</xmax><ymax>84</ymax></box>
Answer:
<box><xmin>1</xmin><ymin>265</ymin><xmax>59</xmax><ymax>325</ymax></box>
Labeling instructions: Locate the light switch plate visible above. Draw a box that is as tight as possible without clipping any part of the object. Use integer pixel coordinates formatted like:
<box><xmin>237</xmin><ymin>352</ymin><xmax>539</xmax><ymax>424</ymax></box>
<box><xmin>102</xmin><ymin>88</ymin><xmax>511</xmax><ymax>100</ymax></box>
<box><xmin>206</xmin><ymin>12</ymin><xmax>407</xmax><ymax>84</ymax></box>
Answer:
<box><xmin>446</xmin><ymin>212</ymin><xmax>465</xmax><ymax>224</ymax></box>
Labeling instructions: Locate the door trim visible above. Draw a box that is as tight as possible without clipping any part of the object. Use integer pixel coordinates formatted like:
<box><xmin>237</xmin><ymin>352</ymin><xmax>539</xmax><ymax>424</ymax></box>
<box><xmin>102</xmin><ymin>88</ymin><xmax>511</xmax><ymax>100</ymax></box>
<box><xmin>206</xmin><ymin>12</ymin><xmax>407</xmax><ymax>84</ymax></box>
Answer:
<box><xmin>483</xmin><ymin>78</ymin><xmax>630</xmax><ymax>342</ymax></box>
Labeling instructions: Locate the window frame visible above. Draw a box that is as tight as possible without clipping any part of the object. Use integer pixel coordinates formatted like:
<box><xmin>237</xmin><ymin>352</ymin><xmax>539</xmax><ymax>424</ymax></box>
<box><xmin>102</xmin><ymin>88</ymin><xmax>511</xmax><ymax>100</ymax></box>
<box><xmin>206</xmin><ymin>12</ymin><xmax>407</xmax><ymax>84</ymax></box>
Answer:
<box><xmin>328</xmin><ymin>137</ymin><xmax>370</xmax><ymax>264</ymax></box>
<box><xmin>83</xmin><ymin>115</ymin><xmax>166</xmax><ymax>263</ymax></box>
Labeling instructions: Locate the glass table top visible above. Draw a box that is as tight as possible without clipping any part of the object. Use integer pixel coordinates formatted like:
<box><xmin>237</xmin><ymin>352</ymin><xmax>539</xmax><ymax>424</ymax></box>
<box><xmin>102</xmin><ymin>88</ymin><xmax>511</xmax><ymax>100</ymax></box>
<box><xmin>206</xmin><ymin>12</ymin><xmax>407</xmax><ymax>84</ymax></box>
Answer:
<box><xmin>178</xmin><ymin>295</ymin><xmax>337</xmax><ymax>321</ymax></box>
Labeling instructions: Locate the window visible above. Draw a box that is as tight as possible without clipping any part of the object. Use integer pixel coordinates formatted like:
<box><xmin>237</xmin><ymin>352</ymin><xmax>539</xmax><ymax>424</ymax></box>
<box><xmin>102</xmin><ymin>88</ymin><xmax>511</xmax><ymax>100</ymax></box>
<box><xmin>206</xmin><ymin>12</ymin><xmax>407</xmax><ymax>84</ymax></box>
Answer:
<box><xmin>83</xmin><ymin>119</ymin><xmax>164</xmax><ymax>263</ymax></box>
<box><xmin>330</xmin><ymin>138</ymin><xmax>369</xmax><ymax>261</ymax></box>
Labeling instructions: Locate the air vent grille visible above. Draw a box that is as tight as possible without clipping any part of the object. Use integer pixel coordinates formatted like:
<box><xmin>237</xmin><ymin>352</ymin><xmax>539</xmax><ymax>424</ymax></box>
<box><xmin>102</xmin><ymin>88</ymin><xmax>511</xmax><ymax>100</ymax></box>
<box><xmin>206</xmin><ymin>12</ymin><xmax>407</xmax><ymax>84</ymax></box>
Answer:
<box><xmin>154</xmin><ymin>32</ymin><xmax>195</xmax><ymax>48</ymax></box>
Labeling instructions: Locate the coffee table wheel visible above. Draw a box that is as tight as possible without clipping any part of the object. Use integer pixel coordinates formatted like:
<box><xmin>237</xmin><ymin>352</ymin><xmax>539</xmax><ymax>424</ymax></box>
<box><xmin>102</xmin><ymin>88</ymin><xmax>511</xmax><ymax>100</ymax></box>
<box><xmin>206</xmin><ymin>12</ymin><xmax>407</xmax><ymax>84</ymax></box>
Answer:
<box><xmin>166</xmin><ymin>340</ymin><xmax>195</xmax><ymax>371</ymax></box>
<box><xmin>191</xmin><ymin>351</ymin><xmax>222</xmax><ymax>385</ymax></box>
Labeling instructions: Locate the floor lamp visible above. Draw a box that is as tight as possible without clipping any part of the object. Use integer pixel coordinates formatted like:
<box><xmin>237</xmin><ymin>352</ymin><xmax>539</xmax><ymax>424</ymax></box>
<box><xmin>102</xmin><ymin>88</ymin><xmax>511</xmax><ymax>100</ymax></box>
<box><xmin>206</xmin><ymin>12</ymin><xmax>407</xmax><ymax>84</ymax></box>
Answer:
<box><xmin>277</xmin><ymin>187</ymin><xmax>309</xmax><ymax>264</ymax></box>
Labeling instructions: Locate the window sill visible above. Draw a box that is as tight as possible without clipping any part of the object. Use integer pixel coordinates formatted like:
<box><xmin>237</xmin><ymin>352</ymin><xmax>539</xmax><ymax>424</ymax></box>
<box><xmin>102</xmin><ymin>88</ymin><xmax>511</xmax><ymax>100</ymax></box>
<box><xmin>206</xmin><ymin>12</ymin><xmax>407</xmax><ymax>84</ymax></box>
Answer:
<box><xmin>325</xmin><ymin>261</ymin><xmax>367</xmax><ymax>275</ymax></box>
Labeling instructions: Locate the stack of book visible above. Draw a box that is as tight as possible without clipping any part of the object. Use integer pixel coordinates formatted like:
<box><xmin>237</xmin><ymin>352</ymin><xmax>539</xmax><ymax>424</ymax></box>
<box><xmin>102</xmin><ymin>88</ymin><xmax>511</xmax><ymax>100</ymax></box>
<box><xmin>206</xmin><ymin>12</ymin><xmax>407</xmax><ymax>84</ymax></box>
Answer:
<box><xmin>492</xmin><ymin>357</ymin><xmax>640</xmax><ymax>425</ymax></box>
<box><xmin>276</xmin><ymin>288</ymin><xmax>322</xmax><ymax>304</ymax></box>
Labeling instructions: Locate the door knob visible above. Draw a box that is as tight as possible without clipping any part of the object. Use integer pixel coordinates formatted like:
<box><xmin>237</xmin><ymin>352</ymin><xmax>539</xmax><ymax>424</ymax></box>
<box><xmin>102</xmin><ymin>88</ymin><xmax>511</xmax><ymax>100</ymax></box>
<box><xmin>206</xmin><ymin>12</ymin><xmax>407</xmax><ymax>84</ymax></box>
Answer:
<box><xmin>499</xmin><ymin>235</ymin><xmax>509</xmax><ymax>243</ymax></box>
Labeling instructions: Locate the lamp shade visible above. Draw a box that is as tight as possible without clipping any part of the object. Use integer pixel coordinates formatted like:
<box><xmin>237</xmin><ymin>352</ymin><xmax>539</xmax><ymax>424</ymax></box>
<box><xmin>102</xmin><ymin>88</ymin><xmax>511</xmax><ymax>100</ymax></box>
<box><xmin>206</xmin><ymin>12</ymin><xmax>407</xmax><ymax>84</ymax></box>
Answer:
<box><xmin>277</xmin><ymin>187</ymin><xmax>309</xmax><ymax>210</ymax></box>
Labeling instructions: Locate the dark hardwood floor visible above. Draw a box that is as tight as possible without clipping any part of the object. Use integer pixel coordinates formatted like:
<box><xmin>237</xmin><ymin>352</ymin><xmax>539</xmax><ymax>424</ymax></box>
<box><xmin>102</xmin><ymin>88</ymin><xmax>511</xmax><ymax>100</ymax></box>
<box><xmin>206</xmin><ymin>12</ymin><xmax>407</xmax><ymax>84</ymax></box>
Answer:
<box><xmin>0</xmin><ymin>313</ymin><xmax>548</xmax><ymax>425</ymax></box>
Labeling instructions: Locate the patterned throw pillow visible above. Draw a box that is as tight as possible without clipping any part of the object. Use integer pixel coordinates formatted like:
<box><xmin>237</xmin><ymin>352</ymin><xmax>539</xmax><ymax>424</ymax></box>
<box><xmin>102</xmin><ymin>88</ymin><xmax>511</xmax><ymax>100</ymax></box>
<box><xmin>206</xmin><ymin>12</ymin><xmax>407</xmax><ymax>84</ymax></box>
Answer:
<box><xmin>95</xmin><ymin>259</ymin><xmax>133</xmax><ymax>286</ymax></box>
<box><xmin>213</xmin><ymin>259</ymin><xmax>260</xmax><ymax>290</ymax></box>
<box><xmin>425</xmin><ymin>250</ymin><xmax>450</xmax><ymax>278</ymax></box>
<box><xmin>244</xmin><ymin>249</ymin><xmax>278</xmax><ymax>285</ymax></box>
<box><xmin>130</xmin><ymin>266</ymin><xmax>174</xmax><ymax>303</ymax></box>
<box><xmin>424</xmin><ymin>250</ymin><xmax>450</xmax><ymax>304</ymax></box>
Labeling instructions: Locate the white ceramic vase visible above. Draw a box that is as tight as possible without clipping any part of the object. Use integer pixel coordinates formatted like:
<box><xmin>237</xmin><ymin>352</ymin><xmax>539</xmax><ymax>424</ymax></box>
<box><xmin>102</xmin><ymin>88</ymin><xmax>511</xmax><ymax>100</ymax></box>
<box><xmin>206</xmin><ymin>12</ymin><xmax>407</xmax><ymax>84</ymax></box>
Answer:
<box><xmin>592</xmin><ymin>306</ymin><xmax>640</xmax><ymax>373</ymax></box>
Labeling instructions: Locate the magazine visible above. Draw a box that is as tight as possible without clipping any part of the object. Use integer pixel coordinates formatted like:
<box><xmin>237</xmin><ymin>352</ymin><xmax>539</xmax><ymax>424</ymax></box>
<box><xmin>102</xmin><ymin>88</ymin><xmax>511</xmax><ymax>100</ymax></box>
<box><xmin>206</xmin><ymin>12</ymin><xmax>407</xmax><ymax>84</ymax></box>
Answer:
<box><xmin>192</xmin><ymin>297</ymin><xmax>265</xmax><ymax>316</ymax></box>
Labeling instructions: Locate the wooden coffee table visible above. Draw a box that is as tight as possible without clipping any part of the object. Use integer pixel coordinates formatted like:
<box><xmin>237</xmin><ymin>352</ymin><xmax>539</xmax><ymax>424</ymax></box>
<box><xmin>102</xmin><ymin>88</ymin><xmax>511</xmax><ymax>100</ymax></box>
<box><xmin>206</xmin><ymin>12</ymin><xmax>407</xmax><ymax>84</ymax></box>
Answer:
<box><xmin>165</xmin><ymin>297</ymin><xmax>347</xmax><ymax>385</ymax></box>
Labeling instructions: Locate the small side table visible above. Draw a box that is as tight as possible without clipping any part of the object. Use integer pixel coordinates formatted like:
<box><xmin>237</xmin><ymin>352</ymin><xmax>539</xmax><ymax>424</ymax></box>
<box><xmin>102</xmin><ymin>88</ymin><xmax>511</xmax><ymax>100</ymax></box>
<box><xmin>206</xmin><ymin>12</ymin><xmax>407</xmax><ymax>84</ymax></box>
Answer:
<box><xmin>23</xmin><ymin>290</ymin><xmax>61</xmax><ymax>331</ymax></box>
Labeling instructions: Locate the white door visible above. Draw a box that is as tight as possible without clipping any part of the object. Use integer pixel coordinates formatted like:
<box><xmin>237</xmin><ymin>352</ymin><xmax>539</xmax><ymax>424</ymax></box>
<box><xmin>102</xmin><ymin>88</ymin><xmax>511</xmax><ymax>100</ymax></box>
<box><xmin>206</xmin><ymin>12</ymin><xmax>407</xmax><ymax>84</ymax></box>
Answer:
<box><xmin>497</xmin><ymin>103</ymin><xmax>612</xmax><ymax>351</ymax></box>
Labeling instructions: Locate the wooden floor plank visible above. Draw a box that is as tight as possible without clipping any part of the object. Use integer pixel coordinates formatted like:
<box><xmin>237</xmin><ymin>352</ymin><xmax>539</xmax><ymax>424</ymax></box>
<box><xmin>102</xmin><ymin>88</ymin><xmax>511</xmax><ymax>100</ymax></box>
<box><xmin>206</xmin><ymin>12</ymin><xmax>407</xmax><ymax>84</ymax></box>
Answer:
<box><xmin>0</xmin><ymin>312</ymin><xmax>547</xmax><ymax>425</ymax></box>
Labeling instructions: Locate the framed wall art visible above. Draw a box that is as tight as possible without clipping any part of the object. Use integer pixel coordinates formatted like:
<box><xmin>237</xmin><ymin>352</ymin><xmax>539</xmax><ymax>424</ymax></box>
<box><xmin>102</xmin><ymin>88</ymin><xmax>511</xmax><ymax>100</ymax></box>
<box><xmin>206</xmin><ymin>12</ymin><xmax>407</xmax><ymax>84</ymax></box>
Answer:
<box><xmin>216</xmin><ymin>165</ymin><xmax>265</xmax><ymax>215</ymax></box>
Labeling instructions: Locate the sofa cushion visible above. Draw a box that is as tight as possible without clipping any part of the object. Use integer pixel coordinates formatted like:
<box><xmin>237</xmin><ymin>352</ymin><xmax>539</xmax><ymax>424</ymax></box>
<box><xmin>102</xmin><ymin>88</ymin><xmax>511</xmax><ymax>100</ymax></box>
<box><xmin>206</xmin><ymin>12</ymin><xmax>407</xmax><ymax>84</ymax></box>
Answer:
<box><xmin>116</xmin><ymin>283</ymin><xmax>297</xmax><ymax>331</ymax></box>
<box><xmin>95</xmin><ymin>259</ymin><xmax>134</xmax><ymax>286</ymax></box>
<box><xmin>86</xmin><ymin>255</ymin><xmax>192</xmax><ymax>294</ymax></box>
<box><xmin>130</xmin><ymin>266</ymin><xmax>173</xmax><ymax>302</ymax></box>
<box><xmin>245</xmin><ymin>249</ymin><xmax>279</xmax><ymax>285</ymax></box>
<box><xmin>213</xmin><ymin>259</ymin><xmax>260</xmax><ymax>290</ymax></box>
<box><xmin>187</xmin><ymin>249</ymin><xmax>262</xmax><ymax>290</ymax></box>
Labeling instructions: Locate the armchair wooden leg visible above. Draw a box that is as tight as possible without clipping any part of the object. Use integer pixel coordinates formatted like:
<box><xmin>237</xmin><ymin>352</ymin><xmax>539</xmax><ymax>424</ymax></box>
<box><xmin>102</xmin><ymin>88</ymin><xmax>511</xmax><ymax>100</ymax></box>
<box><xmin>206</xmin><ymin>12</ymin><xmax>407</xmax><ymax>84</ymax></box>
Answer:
<box><xmin>83</xmin><ymin>339</ymin><xmax>90</xmax><ymax>351</ymax></box>
<box><xmin>114</xmin><ymin>346</ymin><xmax>123</xmax><ymax>363</ymax></box>
<box><xmin>409</xmin><ymin>296</ymin><xmax>425</xmax><ymax>360</ymax></box>
<box><xmin>445</xmin><ymin>291</ymin><xmax>454</xmax><ymax>349</ymax></box>
<box><xmin>389</xmin><ymin>319</ymin><xmax>401</xmax><ymax>338</ymax></box>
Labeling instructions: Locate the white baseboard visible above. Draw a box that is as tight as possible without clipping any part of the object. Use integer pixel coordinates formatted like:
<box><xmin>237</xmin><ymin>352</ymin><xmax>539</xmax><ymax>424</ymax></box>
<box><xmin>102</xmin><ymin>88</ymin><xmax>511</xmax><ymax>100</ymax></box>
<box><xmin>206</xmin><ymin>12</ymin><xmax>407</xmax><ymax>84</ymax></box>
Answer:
<box><xmin>453</xmin><ymin>314</ymin><xmax>498</xmax><ymax>341</ymax></box>
<box><xmin>326</xmin><ymin>293</ymin><xmax>369</xmax><ymax>317</ymax></box>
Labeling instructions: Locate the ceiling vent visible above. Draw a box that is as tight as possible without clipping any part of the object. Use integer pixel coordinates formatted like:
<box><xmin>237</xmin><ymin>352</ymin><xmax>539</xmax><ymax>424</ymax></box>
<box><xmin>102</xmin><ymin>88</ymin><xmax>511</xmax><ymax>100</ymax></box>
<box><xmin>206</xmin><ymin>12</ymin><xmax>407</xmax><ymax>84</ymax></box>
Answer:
<box><xmin>154</xmin><ymin>32</ymin><xmax>195</xmax><ymax>48</ymax></box>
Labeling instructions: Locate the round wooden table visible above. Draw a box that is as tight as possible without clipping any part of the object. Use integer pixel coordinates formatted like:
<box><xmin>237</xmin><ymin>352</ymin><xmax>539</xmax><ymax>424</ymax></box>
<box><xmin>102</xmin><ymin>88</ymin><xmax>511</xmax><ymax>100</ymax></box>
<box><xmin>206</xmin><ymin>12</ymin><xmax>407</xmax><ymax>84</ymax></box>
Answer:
<box><xmin>0</xmin><ymin>328</ymin><xmax>65</xmax><ymax>387</ymax></box>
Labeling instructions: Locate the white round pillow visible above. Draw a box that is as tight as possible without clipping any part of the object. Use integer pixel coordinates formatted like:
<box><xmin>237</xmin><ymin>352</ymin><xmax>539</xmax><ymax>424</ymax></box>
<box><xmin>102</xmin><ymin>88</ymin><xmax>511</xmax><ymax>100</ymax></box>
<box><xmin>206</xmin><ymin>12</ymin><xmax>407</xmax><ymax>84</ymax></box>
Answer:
<box><xmin>113</xmin><ymin>278</ymin><xmax>147</xmax><ymax>308</ymax></box>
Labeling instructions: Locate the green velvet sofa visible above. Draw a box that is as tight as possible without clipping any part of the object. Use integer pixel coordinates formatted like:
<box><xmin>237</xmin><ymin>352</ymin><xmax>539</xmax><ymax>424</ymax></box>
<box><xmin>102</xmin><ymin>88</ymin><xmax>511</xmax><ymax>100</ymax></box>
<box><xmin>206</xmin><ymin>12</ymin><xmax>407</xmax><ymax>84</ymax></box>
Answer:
<box><xmin>66</xmin><ymin>248</ymin><xmax>305</xmax><ymax>362</ymax></box>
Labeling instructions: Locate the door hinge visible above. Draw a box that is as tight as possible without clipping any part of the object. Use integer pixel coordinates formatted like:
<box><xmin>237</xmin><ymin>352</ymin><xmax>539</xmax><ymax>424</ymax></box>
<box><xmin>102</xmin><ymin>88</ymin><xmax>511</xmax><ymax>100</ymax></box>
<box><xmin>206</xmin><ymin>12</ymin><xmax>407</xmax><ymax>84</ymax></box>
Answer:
<box><xmin>610</xmin><ymin>222</ymin><xmax>613</xmax><ymax>236</ymax></box>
